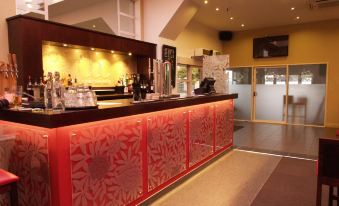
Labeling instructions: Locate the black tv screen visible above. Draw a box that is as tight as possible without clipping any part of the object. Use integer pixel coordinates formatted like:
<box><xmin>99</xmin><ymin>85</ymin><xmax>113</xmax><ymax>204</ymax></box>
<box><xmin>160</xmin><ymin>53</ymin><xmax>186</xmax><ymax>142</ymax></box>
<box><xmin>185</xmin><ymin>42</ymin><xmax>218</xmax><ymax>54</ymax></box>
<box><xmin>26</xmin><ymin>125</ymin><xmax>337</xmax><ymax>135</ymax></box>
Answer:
<box><xmin>253</xmin><ymin>35</ymin><xmax>289</xmax><ymax>58</ymax></box>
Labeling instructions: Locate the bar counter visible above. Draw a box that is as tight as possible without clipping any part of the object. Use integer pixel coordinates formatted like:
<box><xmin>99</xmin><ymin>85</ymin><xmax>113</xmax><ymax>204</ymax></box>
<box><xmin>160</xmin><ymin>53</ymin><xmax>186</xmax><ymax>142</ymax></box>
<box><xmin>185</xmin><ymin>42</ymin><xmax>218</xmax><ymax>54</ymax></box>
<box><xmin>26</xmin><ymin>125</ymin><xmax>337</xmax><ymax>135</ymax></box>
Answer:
<box><xmin>0</xmin><ymin>93</ymin><xmax>237</xmax><ymax>128</ymax></box>
<box><xmin>0</xmin><ymin>93</ymin><xmax>237</xmax><ymax>206</ymax></box>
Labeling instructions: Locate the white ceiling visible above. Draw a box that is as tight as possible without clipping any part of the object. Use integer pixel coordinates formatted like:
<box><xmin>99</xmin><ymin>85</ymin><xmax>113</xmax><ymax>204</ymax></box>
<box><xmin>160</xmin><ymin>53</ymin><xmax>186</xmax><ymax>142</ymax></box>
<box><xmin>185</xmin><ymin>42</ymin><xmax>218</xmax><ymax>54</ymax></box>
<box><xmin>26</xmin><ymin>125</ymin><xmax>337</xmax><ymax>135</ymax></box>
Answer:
<box><xmin>191</xmin><ymin>0</ymin><xmax>339</xmax><ymax>31</ymax></box>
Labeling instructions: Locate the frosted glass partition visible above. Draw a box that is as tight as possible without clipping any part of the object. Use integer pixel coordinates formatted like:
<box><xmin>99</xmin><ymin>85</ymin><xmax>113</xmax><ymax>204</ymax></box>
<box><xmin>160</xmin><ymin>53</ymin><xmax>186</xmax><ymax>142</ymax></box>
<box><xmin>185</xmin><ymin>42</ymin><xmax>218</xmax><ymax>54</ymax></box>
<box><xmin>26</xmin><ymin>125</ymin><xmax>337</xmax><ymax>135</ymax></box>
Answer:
<box><xmin>255</xmin><ymin>67</ymin><xmax>286</xmax><ymax>122</ymax></box>
<box><xmin>227</xmin><ymin>67</ymin><xmax>252</xmax><ymax>120</ymax></box>
<box><xmin>287</xmin><ymin>64</ymin><xmax>326</xmax><ymax>125</ymax></box>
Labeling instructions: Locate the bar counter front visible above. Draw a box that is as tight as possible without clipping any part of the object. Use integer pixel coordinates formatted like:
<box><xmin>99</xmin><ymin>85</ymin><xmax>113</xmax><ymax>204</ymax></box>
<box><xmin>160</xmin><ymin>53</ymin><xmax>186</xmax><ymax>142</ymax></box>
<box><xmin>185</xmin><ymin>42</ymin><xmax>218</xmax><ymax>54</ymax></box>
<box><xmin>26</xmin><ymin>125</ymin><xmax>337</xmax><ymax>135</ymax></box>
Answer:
<box><xmin>0</xmin><ymin>94</ymin><xmax>237</xmax><ymax>206</ymax></box>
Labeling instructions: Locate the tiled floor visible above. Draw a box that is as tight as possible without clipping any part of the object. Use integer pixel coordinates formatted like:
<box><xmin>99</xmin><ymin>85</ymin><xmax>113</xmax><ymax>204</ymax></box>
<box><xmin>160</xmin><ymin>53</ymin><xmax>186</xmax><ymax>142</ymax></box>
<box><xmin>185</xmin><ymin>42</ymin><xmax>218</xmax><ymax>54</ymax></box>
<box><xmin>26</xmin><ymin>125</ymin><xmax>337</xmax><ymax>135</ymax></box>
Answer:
<box><xmin>234</xmin><ymin>121</ymin><xmax>337</xmax><ymax>159</ymax></box>
<box><xmin>144</xmin><ymin>122</ymin><xmax>338</xmax><ymax>206</ymax></box>
<box><xmin>147</xmin><ymin>150</ymin><xmax>281</xmax><ymax>206</ymax></box>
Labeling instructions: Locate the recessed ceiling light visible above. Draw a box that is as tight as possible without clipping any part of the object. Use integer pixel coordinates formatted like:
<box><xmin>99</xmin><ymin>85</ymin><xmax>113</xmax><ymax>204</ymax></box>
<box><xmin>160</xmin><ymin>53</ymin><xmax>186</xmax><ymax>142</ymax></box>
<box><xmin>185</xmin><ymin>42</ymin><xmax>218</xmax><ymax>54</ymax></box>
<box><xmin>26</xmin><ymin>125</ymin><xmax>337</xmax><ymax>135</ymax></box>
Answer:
<box><xmin>296</xmin><ymin>16</ymin><xmax>300</xmax><ymax>20</ymax></box>
<box><xmin>26</xmin><ymin>3</ymin><xmax>33</xmax><ymax>8</ymax></box>
<box><xmin>111</xmin><ymin>50</ymin><xmax>114</xmax><ymax>54</ymax></box>
<box><xmin>216</xmin><ymin>8</ymin><xmax>219</xmax><ymax>11</ymax></box>
<box><xmin>63</xmin><ymin>44</ymin><xmax>68</xmax><ymax>47</ymax></box>
<box><xmin>128</xmin><ymin>52</ymin><xmax>132</xmax><ymax>56</ymax></box>
<box><xmin>204</xmin><ymin>0</ymin><xmax>208</xmax><ymax>4</ymax></box>
<box><xmin>91</xmin><ymin>48</ymin><xmax>95</xmax><ymax>51</ymax></box>
<box><xmin>230</xmin><ymin>17</ymin><xmax>234</xmax><ymax>20</ymax></box>
<box><xmin>291</xmin><ymin>7</ymin><xmax>295</xmax><ymax>11</ymax></box>
<box><xmin>92</xmin><ymin>25</ymin><xmax>96</xmax><ymax>28</ymax></box>
<box><xmin>241</xmin><ymin>24</ymin><xmax>245</xmax><ymax>27</ymax></box>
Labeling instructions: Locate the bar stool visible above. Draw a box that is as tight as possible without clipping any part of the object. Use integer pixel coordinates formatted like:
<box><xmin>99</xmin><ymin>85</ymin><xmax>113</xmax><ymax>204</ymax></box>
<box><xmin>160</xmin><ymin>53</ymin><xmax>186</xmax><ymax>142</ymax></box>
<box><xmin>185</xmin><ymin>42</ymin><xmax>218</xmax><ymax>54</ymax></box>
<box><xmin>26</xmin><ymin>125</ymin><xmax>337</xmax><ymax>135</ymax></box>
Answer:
<box><xmin>0</xmin><ymin>169</ymin><xmax>19</xmax><ymax>206</ymax></box>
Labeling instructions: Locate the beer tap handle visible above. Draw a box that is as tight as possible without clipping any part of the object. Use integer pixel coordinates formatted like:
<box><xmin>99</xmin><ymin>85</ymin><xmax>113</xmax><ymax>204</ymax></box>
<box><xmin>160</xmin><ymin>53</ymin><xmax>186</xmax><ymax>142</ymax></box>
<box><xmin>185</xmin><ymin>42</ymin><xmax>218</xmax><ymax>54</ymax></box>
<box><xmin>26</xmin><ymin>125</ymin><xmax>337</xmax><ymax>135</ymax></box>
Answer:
<box><xmin>12</xmin><ymin>54</ymin><xmax>18</xmax><ymax>78</ymax></box>
<box><xmin>4</xmin><ymin>64</ymin><xmax>9</xmax><ymax>79</ymax></box>
<box><xmin>7</xmin><ymin>53</ymin><xmax>14</xmax><ymax>78</ymax></box>
<box><xmin>0</xmin><ymin>61</ymin><xmax>4</xmax><ymax>72</ymax></box>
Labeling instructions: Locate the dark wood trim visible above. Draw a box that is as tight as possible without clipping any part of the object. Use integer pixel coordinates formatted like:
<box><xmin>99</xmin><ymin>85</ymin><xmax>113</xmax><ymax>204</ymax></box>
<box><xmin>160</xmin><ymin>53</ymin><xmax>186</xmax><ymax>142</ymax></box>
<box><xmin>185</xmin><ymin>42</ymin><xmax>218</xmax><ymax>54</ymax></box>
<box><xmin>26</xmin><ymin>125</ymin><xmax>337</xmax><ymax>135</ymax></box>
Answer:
<box><xmin>6</xmin><ymin>15</ymin><xmax>157</xmax><ymax>47</ymax></box>
<box><xmin>0</xmin><ymin>94</ymin><xmax>238</xmax><ymax>128</ymax></box>
<box><xmin>6</xmin><ymin>15</ymin><xmax>157</xmax><ymax>87</ymax></box>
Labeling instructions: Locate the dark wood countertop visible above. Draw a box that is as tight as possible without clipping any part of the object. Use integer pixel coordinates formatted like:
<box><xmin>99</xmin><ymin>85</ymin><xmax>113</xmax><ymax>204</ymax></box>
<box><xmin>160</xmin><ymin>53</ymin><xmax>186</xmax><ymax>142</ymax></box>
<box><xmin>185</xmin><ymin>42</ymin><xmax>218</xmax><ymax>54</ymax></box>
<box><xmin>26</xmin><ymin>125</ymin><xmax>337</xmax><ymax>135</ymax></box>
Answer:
<box><xmin>0</xmin><ymin>93</ymin><xmax>237</xmax><ymax>128</ymax></box>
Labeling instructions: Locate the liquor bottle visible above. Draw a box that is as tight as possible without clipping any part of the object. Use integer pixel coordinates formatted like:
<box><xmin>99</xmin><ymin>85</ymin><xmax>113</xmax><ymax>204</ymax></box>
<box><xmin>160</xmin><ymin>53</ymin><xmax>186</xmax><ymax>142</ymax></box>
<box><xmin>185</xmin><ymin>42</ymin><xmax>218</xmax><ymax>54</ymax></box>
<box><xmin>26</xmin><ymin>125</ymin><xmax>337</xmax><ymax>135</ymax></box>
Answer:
<box><xmin>132</xmin><ymin>74</ymin><xmax>141</xmax><ymax>101</ymax></box>
<box><xmin>140</xmin><ymin>79</ymin><xmax>147</xmax><ymax>100</ymax></box>
<box><xmin>124</xmin><ymin>74</ymin><xmax>129</xmax><ymax>93</ymax></box>
<box><xmin>44</xmin><ymin>72</ymin><xmax>53</xmax><ymax>110</ymax></box>
<box><xmin>26</xmin><ymin>76</ymin><xmax>34</xmax><ymax>101</ymax></box>
<box><xmin>39</xmin><ymin>76</ymin><xmax>45</xmax><ymax>100</ymax></box>
<box><xmin>67</xmin><ymin>74</ymin><xmax>73</xmax><ymax>86</ymax></box>
<box><xmin>32</xmin><ymin>78</ymin><xmax>41</xmax><ymax>101</ymax></box>
<box><xmin>52</xmin><ymin>71</ymin><xmax>65</xmax><ymax>110</ymax></box>
<box><xmin>74</xmin><ymin>76</ymin><xmax>78</xmax><ymax>86</ymax></box>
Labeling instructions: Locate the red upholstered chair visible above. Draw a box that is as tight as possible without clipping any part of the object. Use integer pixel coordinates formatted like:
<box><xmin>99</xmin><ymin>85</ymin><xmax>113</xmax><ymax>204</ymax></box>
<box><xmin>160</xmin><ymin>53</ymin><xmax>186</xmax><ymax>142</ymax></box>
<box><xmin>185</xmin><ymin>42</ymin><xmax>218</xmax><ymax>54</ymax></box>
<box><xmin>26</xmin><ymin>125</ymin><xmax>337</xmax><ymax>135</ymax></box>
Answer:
<box><xmin>0</xmin><ymin>169</ymin><xmax>19</xmax><ymax>206</ymax></box>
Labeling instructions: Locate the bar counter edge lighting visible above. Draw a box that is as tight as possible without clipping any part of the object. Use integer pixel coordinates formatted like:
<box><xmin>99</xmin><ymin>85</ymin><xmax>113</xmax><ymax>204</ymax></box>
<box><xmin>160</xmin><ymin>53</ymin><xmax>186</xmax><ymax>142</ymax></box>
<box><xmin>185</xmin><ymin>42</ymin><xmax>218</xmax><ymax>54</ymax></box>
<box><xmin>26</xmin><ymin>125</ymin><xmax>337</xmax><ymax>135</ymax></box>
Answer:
<box><xmin>0</xmin><ymin>93</ymin><xmax>237</xmax><ymax>206</ymax></box>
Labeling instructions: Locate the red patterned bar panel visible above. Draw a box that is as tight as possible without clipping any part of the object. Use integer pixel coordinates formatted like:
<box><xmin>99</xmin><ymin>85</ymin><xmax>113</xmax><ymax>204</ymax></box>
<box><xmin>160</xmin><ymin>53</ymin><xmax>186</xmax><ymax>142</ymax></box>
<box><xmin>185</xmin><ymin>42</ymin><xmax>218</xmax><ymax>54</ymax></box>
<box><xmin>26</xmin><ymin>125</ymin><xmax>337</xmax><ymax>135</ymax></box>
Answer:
<box><xmin>0</xmin><ymin>122</ymin><xmax>14</xmax><ymax>206</ymax></box>
<box><xmin>215</xmin><ymin>100</ymin><xmax>234</xmax><ymax>151</ymax></box>
<box><xmin>6</xmin><ymin>124</ymin><xmax>51</xmax><ymax>206</ymax></box>
<box><xmin>147</xmin><ymin>109</ymin><xmax>187</xmax><ymax>191</ymax></box>
<box><xmin>189</xmin><ymin>104</ymin><xmax>214</xmax><ymax>167</ymax></box>
<box><xmin>69</xmin><ymin>118</ymin><xmax>143</xmax><ymax>206</ymax></box>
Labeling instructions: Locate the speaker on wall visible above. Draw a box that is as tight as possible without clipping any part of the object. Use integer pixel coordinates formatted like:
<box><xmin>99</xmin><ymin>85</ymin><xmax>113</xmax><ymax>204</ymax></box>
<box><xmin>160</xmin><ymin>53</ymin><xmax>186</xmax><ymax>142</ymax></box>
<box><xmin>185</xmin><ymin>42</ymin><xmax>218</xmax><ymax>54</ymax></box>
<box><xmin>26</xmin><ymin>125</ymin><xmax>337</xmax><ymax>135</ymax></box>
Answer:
<box><xmin>219</xmin><ymin>31</ymin><xmax>233</xmax><ymax>41</ymax></box>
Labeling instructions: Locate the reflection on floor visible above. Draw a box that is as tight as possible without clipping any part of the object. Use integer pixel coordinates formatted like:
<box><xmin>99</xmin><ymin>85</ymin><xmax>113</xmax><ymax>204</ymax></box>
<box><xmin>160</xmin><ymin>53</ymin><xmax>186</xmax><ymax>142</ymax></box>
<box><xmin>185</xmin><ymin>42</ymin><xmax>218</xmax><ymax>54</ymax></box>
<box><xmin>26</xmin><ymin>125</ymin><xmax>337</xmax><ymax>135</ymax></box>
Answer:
<box><xmin>145</xmin><ymin>122</ymin><xmax>337</xmax><ymax>206</ymax></box>
<box><xmin>234</xmin><ymin>121</ymin><xmax>337</xmax><ymax>159</ymax></box>
<box><xmin>147</xmin><ymin>150</ymin><xmax>331</xmax><ymax>206</ymax></box>
<box><xmin>147</xmin><ymin>150</ymin><xmax>281</xmax><ymax>206</ymax></box>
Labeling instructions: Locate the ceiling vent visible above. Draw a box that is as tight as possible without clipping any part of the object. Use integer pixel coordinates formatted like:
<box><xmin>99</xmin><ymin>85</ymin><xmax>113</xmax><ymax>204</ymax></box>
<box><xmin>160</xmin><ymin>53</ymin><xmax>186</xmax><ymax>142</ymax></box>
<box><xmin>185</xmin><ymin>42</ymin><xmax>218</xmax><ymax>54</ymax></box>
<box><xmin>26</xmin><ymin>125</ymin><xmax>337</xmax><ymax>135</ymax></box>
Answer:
<box><xmin>309</xmin><ymin>0</ymin><xmax>339</xmax><ymax>9</ymax></box>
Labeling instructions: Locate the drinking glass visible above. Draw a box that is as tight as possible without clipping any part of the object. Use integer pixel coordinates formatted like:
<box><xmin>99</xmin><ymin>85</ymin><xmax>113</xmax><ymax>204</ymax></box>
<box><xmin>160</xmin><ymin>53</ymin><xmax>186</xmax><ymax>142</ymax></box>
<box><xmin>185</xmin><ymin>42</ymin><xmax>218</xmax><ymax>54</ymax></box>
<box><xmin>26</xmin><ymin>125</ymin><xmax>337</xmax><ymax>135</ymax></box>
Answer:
<box><xmin>13</xmin><ymin>86</ymin><xmax>22</xmax><ymax>109</ymax></box>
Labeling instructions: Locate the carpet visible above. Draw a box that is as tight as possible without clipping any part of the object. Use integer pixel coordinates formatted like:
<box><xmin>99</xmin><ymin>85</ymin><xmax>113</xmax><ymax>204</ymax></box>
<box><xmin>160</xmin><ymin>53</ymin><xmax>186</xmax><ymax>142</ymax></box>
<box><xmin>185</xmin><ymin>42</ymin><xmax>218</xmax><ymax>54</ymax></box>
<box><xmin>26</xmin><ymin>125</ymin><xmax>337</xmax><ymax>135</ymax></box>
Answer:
<box><xmin>251</xmin><ymin>157</ymin><xmax>329</xmax><ymax>206</ymax></box>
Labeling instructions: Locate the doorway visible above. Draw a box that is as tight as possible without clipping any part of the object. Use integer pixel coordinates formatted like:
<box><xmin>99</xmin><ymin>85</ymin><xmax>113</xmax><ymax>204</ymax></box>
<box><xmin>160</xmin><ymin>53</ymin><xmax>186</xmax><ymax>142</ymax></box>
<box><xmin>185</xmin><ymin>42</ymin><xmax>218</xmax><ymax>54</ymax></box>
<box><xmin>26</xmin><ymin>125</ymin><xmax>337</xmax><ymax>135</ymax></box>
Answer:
<box><xmin>254</xmin><ymin>66</ymin><xmax>287</xmax><ymax>123</ymax></box>
<box><xmin>228</xmin><ymin>64</ymin><xmax>327</xmax><ymax>126</ymax></box>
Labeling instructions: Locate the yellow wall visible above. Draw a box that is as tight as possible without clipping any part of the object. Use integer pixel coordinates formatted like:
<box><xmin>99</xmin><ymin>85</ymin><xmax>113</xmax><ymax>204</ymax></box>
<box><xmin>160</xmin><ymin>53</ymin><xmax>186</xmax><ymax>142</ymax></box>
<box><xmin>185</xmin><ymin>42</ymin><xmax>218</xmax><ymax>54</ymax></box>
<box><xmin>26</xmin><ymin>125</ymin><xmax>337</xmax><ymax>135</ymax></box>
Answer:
<box><xmin>0</xmin><ymin>0</ymin><xmax>15</xmax><ymax>60</ymax></box>
<box><xmin>161</xmin><ymin>20</ymin><xmax>223</xmax><ymax>58</ymax></box>
<box><xmin>223</xmin><ymin>19</ymin><xmax>339</xmax><ymax>127</ymax></box>
<box><xmin>43</xmin><ymin>44</ymin><xmax>136</xmax><ymax>87</ymax></box>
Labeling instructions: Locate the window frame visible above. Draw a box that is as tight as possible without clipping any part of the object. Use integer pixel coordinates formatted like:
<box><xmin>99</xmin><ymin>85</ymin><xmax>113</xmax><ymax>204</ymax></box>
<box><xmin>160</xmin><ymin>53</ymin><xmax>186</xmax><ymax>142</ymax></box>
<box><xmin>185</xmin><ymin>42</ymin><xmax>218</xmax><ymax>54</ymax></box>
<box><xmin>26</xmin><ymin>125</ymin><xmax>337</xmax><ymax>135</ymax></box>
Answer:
<box><xmin>176</xmin><ymin>64</ymin><xmax>202</xmax><ymax>95</ymax></box>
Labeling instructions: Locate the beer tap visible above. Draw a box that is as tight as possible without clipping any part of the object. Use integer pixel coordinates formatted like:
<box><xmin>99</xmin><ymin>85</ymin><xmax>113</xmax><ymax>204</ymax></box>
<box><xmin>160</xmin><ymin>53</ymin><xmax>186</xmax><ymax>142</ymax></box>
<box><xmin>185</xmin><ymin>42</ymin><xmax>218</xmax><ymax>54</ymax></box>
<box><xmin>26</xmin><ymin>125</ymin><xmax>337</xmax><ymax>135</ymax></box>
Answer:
<box><xmin>7</xmin><ymin>54</ymin><xmax>14</xmax><ymax>78</ymax></box>
<box><xmin>3</xmin><ymin>64</ymin><xmax>9</xmax><ymax>79</ymax></box>
<box><xmin>0</xmin><ymin>61</ymin><xmax>4</xmax><ymax>76</ymax></box>
<box><xmin>12</xmin><ymin>54</ymin><xmax>19</xmax><ymax>78</ymax></box>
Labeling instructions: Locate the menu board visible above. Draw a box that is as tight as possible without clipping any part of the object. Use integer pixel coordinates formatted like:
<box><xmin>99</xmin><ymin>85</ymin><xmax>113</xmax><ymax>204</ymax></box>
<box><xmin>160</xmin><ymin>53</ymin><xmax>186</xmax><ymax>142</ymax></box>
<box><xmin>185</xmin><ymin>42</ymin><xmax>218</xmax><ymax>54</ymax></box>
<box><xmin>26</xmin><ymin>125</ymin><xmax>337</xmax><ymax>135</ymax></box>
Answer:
<box><xmin>162</xmin><ymin>45</ymin><xmax>176</xmax><ymax>87</ymax></box>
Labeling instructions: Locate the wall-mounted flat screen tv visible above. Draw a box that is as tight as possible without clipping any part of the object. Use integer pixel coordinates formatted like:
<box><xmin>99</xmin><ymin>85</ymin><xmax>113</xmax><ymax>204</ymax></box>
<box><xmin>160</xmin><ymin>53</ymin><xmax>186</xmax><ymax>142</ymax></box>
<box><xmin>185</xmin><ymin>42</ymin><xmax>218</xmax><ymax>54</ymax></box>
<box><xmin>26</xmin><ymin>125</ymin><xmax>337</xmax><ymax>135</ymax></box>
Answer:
<box><xmin>253</xmin><ymin>35</ymin><xmax>289</xmax><ymax>58</ymax></box>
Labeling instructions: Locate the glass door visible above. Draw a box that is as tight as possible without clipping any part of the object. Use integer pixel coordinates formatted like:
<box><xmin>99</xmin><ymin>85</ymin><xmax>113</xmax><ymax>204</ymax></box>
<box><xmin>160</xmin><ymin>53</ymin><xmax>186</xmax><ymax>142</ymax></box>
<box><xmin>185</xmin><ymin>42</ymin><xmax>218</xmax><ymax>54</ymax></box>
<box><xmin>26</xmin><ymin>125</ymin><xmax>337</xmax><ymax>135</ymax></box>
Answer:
<box><xmin>227</xmin><ymin>67</ymin><xmax>252</xmax><ymax>120</ymax></box>
<box><xmin>287</xmin><ymin>64</ymin><xmax>327</xmax><ymax>126</ymax></box>
<box><xmin>254</xmin><ymin>66</ymin><xmax>287</xmax><ymax>122</ymax></box>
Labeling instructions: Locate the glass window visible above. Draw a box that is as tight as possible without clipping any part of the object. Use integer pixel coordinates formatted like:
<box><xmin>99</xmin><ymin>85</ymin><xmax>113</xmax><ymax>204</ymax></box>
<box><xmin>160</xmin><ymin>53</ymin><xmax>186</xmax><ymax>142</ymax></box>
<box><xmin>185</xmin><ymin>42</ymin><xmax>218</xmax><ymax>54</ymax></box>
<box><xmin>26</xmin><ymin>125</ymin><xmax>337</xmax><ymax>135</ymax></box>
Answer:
<box><xmin>227</xmin><ymin>67</ymin><xmax>252</xmax><ymax>120</ymax></box>
<box><xmin>177</xmin><ymin>65</ymin><xmax>188</xmax><ymax>95</ymax></box>
<box><xmin>191</xmin><ymin>67</ymin><xmax>201</xmax><ymax>92</ymax></box>
<box><xmin>176</xmin><ymin>65</ymin><xmax>201</xmax><ymax>95</ymax></box>
<box><xmin>287</xmin><ymin>64</ymin><xmax>327</xmax><ymax>125</ymax></box>
<box><xmin>177</xmin><ymin>65</ymin><xmax>188</xmax><ymax>80</ymax></box>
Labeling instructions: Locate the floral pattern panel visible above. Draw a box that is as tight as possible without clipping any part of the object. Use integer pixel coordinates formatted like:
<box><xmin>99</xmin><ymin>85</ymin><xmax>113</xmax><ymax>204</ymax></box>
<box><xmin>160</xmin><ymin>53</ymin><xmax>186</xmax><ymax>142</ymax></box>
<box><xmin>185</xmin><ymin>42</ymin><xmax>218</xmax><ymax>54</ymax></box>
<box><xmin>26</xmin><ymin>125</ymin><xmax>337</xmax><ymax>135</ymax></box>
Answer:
<box><xmin>215</xmin><ymin>100</ymin><xmax>234</xmax><ymax>151</ymax></box>
<box><xmin>189</xmin><ymin>104</ymin><xmax>214</xmax><ymax>167</ymax></box>
<box><xmin>147</xmin><ymin>110</ymin><xmax>187</xmax><ymax>191</ymax></box>
<box><xmin>8</xmin><ymin>125</ymin><xmax>51</xmax><ymax>206</ymax></box>
<box><xmin>0</xmin><ymin>122</ymin><xmax>15</xmax><ymax>206</ymax></box>
<box><xmin>70</xmin><ymin>119</ymin><xmax>143</xmax><ymax>206</ymax></box>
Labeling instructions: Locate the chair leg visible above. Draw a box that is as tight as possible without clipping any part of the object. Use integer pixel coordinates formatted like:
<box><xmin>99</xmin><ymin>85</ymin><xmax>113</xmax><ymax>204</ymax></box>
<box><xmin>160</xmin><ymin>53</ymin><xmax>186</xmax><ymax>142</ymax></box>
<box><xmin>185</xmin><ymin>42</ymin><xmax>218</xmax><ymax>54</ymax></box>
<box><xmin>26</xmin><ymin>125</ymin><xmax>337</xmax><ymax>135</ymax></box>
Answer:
<box><xmin>10</xmin><ymin>182</ymin><xmax>18</xmax><ymax>206</ymax></box>
<box><xmin>329</xmin><ymin>186</ymin><xmax>333</xmax><ymax>206</ymax></box>
<box><xmin>317</xmin><ymin>180</ymin><xmax>323</xmax><ymax>206</ymax></box>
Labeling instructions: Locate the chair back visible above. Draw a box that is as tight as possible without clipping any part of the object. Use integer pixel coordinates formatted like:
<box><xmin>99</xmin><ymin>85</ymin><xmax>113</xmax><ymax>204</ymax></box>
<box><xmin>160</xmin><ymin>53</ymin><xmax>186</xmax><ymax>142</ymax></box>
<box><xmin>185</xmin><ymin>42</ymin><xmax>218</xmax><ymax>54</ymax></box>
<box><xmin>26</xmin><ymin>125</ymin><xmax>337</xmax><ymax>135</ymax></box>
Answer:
<box><xmin>319</xmin><ymin>138</ymin><xmax>339</xmax><ymax>180</ymax></box>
